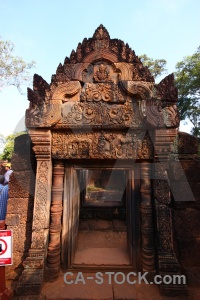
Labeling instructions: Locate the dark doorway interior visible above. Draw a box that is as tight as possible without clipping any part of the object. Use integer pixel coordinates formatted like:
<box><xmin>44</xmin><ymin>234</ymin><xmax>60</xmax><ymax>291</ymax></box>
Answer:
<box><xmin>62</xmin><ymin>161</ymin><xmax>140</xmax><ymax>271</ymax></box>
<box><xmin>73</xmin><ymin>168</ymin><xmax>130</xmax><ymax>267</ymax></box>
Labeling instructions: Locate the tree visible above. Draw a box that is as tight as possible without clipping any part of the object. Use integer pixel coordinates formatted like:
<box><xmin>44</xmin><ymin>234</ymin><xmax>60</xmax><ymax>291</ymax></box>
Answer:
<box><xmin>139</xmin><ymin>54</ymin><xmax>167</xmax><ymax>79</ymax></box>
<box><xmin>0</xmin><ymin>38</ymin><xmax>36</xmax><ymax>93</ymax></box>
<box><xmin>0</xmin><ymin>134</ymin><xmax>6</xmax><ymax>155</ymax></box>
<box><xmin>0</xmin><ymin>132</ymin><xmax>26</xmax><ymax>161</ymax></box>
<box><xmin>175</xmin><ymin>46</ymin><xmax>200</xmax><ymax>137</ymax></box>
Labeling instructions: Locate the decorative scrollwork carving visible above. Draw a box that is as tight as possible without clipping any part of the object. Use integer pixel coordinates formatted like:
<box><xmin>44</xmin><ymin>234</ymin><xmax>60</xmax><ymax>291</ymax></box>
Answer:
<box><xmin>114</xmin><ymin>63</ymin><xmax>133</xmax><ymax>81</ymax></box>
<box><xmin>120</xmin><ymin>81</ymin><xmax>153</xmax><ymax>98</ymax></box>
<box><xmin>52</xmin><ymin>131</ymin><xmax>153</xmax><ymax>160</ymax></box>
<box><xmin>52</xmin><ymin>81</ymin><xmax>81</xmax><ymax>102</ymax></box>
<box><xmin>156</xmin><ymin>204</ymin><xmax>173</xmax><ymax>252</ymax></box>
<box><xmin>60</xmin><ymin>102</ymin><xmax>139</xmax><ymax>128</ymax></box>
<box><xmin>32</xmin><ymin>161</ymin><xmax>49</xmax><ymax>230</ymax></box>
<box><xmin>80</xmin><ymin>83</ymin><xmax>125</xmax><ymax>103</ymax></box>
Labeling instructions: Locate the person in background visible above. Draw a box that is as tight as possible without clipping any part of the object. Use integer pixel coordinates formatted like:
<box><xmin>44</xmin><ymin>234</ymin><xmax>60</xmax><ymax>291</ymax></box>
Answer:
<box><xmin>0</xmin><ymin>175</ymin><xmax>9</xmax><ymax>229</ymax></box>
<box><xmin>4</xmin><ymin>163</ymin><xmax>13</xmax><ymax>185</ymax></box>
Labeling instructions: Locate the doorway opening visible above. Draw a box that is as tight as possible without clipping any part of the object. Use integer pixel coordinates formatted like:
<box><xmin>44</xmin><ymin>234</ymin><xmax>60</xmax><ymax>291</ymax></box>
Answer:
<box><xmin>62</xmin><ymin>161</ymin><xmax>140</xmax><ymax>271</ymax></box>
<box><xmin>74</xmin><ymin>168</ymin><xmax>129</xmax><ymax>267</ymax></box>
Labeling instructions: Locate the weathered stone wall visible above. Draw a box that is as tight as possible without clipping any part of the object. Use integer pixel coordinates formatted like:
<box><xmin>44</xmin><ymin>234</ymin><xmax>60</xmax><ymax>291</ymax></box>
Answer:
<box><xmin>5</xmin><ymin>134</ymin><xmax>36</xmax><ymax>289</ymax></box>
<box><xmin>169</xmin><ymin>132</ymin><xmax>200</xmax><ymax>286</ymax></box>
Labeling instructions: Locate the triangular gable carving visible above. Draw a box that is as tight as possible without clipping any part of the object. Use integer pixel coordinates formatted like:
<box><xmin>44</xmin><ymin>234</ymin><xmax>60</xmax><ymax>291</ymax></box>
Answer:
<box><xmin>26</xmin><ymin>24</ymin><xmax>179</xmax><ymax>130</ymax></box>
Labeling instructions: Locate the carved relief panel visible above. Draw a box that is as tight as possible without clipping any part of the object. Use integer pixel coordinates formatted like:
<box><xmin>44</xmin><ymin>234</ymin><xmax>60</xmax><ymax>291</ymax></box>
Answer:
<box><xmin>52</xmin><ymin>131</ymin><xmax>153</xmax><ymax>160</ymax></box>
<box><xmin>56</xmin><ymin>101</ymin><xmax>144</xmax><ymax>129</ymax></box>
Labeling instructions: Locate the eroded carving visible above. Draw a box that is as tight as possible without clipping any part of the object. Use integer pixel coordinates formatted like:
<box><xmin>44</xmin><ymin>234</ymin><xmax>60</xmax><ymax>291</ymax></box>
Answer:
<box><xmin>93</xmin><ymin>24</ymin><xmax>110</xmax><ymax>49</ymax></box>
<box><xmin>114</xmin><ymin>63</ymin><xmax>133</xmax><ymax>81</ymax></box>
<box><xmin>52</xmin><ymin>81</ymin><xmax>81</xmax><ymax>101</ymax></box>
<box><xmin>93</xmin><ymin>64</ymin><xmax>112</xmax><ymax>82</ymax></box>
<box><xmin>163</xmin><ymin>105</ymin><xmax>180</xmax><ymax>127</ymax></box>
<box><xmin>52</xmin><ymin>131</ymin><xmax>153</xmax><ymax>160</ymax></box>
<box><xmin>80</xmin><ymin>83</ymin><xmax>124</xmax><ymax>103</ymax></box>
<box><xmin>60</xmin><ymin>102</ymin><xmax>142</xmax><ymax>128</ymax></box>
<box><xmin>26</xmin><ymin>25</ymin><xmax>180</xmax><ymax>130</ymax></box>
<box><xmin>155</xmin><ymin>74</ymin><xmax>178</xmax><ymax>101</ymax></box>
<box><xmin>156</xmin><ymin>204</ymin><xmax>173</xmax><ymax>252</ymax></box>
<box><xmin>120</xmin><ymin>81</ymin><xmax>153</xmax><ymax>98</ymax></box>
<box><xmin>32</xmin><ymin>161</ymin><xmax>49</xmax><ymax>230</ymax></box>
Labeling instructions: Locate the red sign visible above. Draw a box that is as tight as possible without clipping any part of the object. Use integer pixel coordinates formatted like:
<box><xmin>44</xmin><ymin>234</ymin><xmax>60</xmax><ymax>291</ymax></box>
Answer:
<box><xmin>0</xmin><ymin>230</ymin><xmax>12</xmax><ymax>266</ymax></box>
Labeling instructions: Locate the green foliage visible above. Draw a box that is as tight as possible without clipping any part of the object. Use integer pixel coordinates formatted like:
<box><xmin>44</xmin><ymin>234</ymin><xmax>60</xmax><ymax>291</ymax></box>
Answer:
<box><xmin>0</xmin><ymin>38</ymin><xmax>36</xmax><ymax>93</ymax></box>
<box><xmin>1</xmin><ymin>132</ymin><xmax>26</xmax><ymax>161</ymax></box>
<box><xmin>175</xmin><ymin>46</ymin><xmax>200</xmax><ymax>137</ymax></box>
<box><xmin>139</xmin><ymin>54</ymin><xmax>167</xmax><ymax>79</ymax></box>
<box><xmin>0</xmin><ymin>134</ymin><xmax>6</xmax><ymax>155</ymax></box>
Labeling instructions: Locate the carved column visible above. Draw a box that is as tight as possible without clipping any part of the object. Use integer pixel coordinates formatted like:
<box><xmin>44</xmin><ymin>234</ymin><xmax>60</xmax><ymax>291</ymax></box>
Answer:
<box><xmin>154</xmin><ymin>129</ymin><xmax>187</xmax><ymax>296</ymax></box>
<box><xmin>16</xmin><ymin>129</ymin><xmax>52</xmax><ymax>296</ymax></box>
<box><xmin>46</xmin><ymin>160</ymin><xmax>64</xmax><ymax>280</ymax></box>
<box><xmin>140</xmin><ymin>161</ymin><xmax>155</xmax><ymax>273</ymax></box>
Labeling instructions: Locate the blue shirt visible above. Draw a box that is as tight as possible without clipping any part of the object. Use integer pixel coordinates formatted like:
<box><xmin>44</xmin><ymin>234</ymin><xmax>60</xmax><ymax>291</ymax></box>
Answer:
<box><xmin>0</xmin><ymin>184</ymin><xmax>9</xmax><ymax>220</ymax></box>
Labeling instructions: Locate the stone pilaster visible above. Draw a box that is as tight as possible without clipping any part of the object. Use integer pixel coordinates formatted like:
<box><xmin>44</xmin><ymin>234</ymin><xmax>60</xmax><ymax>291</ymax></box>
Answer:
<box><xmin>154</xmin><ymin>128</ymin><xmax>187</xmax><ymax>296</ymax></box>
<box><xmin>46</xmin><ymin>160</ymin><xmax>64</xmax><ymax>280</ymax></box>
<box><xmin>140</xmin><ymin>162</ymin><xmax>155</xmax><ymax>273</ymax></box>
<box><xmin>16</xmin><ymin>129</ymin><xmax>52</xmax><ymax>296</ymax></box>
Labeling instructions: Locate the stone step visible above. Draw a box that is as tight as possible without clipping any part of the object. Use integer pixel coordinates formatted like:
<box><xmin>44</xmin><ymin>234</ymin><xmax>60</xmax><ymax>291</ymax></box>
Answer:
<box><xmin>40</xmin><ymin>272</ymin><xmax>138</xmax><ymax>300</ymax></box>
<box><xmin>15</xmin><ymin>271</ymin><xmax>189</xmax><ymax>300</ymax></box>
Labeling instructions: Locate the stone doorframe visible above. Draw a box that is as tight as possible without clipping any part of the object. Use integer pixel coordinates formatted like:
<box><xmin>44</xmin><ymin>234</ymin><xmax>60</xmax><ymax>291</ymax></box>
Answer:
<box><xmin>16</xmin><ymin>130</ymin><xmax>186</xmax><ymax>297</ymax></box>
<box><xmin>59</xmin><ymin>160</ymin><xmax>154</xmax><ymax>272</ymax></box>
<box><xmin>16</xmin><ymin>129</ymin><xmax>52</xmax><ymax>295</ymax></box>
<box><xmin>45</xmin><ymin>158</ymin><xmax>156</xmax><ymax>276</ymax></box>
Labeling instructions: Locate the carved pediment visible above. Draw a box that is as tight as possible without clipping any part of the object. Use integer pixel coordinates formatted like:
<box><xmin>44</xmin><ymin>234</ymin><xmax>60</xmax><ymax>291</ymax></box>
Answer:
<box><xmin>62</xmin><ymin>24</ymin><xmax>154</xmax><ymax>82</ymax></box>
<box><xmin>26</xmin><ymin>25</ymin><xmax>180</xmax><ymax>130</ymax></box>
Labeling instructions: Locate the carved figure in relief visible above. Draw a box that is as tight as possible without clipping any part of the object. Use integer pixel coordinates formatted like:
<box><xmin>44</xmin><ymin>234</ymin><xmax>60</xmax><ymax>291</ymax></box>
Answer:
<box><xmin>79</xmin><ymin>142</ymin><xmax>90</xmax><ymax>157</ymax></box>
<box><xmin>27</xmin><ymin>105</ymin><xmax>43</xmax><ymax>126</ymax></box>
<box><xmin>68</xmin><ymin>143</ymin><xmax>78</xmax><ymax>157</ymax></box>
<box><xmin>97</xmin><ymin>135</ymin><xmax>111</xmax><ymax>156</ymax></box>
<box><xmin>142</xmin><ymin>139</ymin><xmax>149</xmax><ymax>156</ymax></box>
<box><xmin>127</xmin><ymin>141</ymin><xmax>136</xmax><ymax>158</ymax></box>
<box><xmin>69</xmin><ymin>104</ymin><xmax>82</xmax><ymax>122</ymax></box>
<box><xmin>93</xmin><ymin>64</ymin><xmax>112</xmax><ymax>82</ymax></box>
<box><xmin>163</xmin><ymin>105</ymin><xmax>179</xmax><ymax>127</ymax></box>
<box><xmin>137</xmin><ymin>135</ymin><xmax>153</xmax><ymax>159</ymax></box>
<box><xmin>51</xmin><ymin>131</ymin><xmax>154</xmax><ymax>160</ymax></box>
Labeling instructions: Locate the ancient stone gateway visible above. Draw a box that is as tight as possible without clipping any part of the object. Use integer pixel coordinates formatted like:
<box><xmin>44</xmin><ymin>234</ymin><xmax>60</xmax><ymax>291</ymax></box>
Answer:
<box><xmin>9</xmin><ymin>25</ymin><xmax>191</xmax><ymax>296</ymax></box>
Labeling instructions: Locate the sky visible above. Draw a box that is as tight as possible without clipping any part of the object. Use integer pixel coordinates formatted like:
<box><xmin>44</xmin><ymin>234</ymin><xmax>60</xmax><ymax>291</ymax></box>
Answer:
<box><xmin>0</xmin><ymin>0</ymin><xmax>199</xmax><ymax>137</ymax></box>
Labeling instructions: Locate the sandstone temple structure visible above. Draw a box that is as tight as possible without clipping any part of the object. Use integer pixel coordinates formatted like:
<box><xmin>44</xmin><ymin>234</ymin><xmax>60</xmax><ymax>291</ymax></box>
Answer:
<box><xmin>6</xmin><ymin>25</ymin><xmax>200</xmax><ymax>297</ymax></box>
